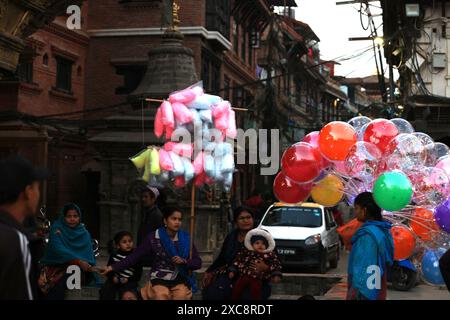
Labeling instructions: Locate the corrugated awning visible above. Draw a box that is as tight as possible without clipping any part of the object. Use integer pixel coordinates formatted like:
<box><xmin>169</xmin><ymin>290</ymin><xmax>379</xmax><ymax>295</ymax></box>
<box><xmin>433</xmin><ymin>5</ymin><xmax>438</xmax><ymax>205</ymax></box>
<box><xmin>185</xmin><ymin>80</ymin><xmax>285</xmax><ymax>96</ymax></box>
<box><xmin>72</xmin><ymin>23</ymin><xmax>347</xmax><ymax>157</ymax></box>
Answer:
<box><xmin>268</xmin><ymin>0</ymin><xmax>297</xmax><ymax>6</ymax></box>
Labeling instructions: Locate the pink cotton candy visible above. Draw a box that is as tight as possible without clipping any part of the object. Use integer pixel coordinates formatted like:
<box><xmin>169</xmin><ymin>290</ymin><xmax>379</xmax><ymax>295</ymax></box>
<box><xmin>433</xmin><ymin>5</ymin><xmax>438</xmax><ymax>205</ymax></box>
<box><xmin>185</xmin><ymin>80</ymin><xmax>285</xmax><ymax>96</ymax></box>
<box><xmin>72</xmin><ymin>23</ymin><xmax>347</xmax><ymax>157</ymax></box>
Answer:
<box><xmin>226</xmin><ymin>110</ymin><xmax>237</xmax><ymax>139</ymax></box>
<box><xmin>214</xmin><ymin>110</ymin><xmax>230</xmax><ymax>131</ymax></box>
<box><xmin>165</xmin><ymin>125</ymin><xmax>174</xmax><ymax>140</ymax></box>
<box><xmin>194</xmin><ymin>172</ymin><xmax>206</xmax><ymax>187</ymax></box>
<box><xmin>161</xmin><ymin>101</ymin><xmax>174</xmax><ymax>127</ymax></box>
<box><xmin>212</xmin><ymin>101</ymin><xmax>231</xmax><ymax>119</ymax></box>
<box><xmin>169</xmin><ymin>88</ymin><xmax>197</xmax><ymax>104</ymax></box>
<box><xmin>191</xmin><ymin>86</ymin><xmax>204</xmax><ymax>96</ymax></box>
<box><xmin>164</xmin><ymin>141</ymin><xmax>176</xmax><ymax>152</ymax></box>
<box><xmin>159</xmin><ymin>149</ymin><xmax>174</xmax><ymax>171</ymax></box>
<box><xmin>174</xmin><ymin>176</ymin><xmax>186</xmax><ymax>188</ymax></box>
<box><xmin>154</xmin><ymin>107</ymin><xmax>164</xmax><ymax>138</ymax></box>
<box><xmin>193</xmin><ymin>152</ymin><xmax>205</xmax><ymax>176</ymax></box>
<box><xmin>172</xmin><ymin>102</ymin><xmax>193</xmax><ymax>124</ymax></box>
<box><xmin>172</xmin><ymin>143</ymin><xmax>193</xmax><ymax>158</ymax></box>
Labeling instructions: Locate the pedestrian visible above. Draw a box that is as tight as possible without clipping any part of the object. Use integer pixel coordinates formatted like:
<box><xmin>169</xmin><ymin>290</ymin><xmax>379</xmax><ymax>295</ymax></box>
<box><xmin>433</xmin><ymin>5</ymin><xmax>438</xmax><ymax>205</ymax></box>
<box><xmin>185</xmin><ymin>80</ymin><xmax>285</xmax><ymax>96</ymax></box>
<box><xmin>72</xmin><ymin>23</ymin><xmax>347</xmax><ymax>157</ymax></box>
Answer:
<box><xmin>99</xmin><ymin>231</ymin><xmax>142</xmax><ymax>300</ymax></box>
<box><xmin>228</xmin><ymin>228</ymin><xmax>282</xmax><ymax>300</ymax></box>
<box><xmin>137</xmin><ymin>185</ymin><xmax>163</xmax><ymax>246</ymax></box>
<box><xmin>439</xmin><ymin>248</ymin><xmax>450</xmax><ymax>292</ymax></box>
<box><xmin>101</xmin><ymin>207</ymin><xmax>202</xmax><ymax>300</ymax></box>
<box><xmin>0</xmin><ymin>155</ymin><xmax>48</xmax><ymax>300</ymax></box>
<box><xmin>331</xmin><ymin>206</ymin><xmax>344</xmax><ymax>227</ymax></box>
<box><xmin>39</xmin><ymin>203</ymin><xmax>96</xmax><ymax>300</ymax></box>
<box><xmin>346</xmin><ymin>192</ymin><xmax>394</xmax><ymax>300</ymax></box>
<box><xmin>202</xmin><ymin>207</ymin><xmax>273</xmax><ymax>300</ymax></box>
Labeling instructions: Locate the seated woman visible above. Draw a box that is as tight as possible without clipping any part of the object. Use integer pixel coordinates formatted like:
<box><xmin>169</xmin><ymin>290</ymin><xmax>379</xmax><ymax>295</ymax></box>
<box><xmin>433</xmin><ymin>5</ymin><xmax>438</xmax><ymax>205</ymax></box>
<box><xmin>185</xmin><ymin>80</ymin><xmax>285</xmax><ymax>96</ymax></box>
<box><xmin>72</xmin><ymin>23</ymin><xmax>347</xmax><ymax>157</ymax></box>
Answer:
<box><xmin>39</xmin><ymin>203</ymin><xmax>96</xmax><ymax>300</ymax></box>
<box><xmin>101</xmin><ymin>207</ymin><xmax>202</xmax><ymax>300</ymax></box>
<box><xmin>202</xmin><ymin>207</ymin><xmax>272</xmax><ymax>300</ymax></box>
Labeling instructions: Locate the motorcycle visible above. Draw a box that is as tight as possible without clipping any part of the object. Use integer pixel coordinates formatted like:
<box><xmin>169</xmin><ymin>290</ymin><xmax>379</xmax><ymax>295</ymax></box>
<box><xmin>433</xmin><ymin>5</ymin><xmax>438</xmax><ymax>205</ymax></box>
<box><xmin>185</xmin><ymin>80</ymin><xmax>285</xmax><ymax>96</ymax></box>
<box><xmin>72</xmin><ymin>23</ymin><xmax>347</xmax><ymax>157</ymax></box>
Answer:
<box><xmin>387</xmin><ymin>258</ymin><xmax>418</xmax><ymax>291</ymax></box>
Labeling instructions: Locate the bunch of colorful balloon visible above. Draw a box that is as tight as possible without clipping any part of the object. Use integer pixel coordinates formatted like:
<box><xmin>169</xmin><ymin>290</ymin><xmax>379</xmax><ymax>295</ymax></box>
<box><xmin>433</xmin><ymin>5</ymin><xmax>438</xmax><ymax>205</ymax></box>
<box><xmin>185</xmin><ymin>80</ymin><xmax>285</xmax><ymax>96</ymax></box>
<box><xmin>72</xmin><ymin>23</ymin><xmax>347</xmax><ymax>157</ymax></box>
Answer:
<box><xmin>273</xmin><ymin>116</ymin><xmax>450</xmax><ymax>286</ymax></box>
<box><xmin>129</xmin><ymin>82</ymin><xmax>236</xmax><ymax>191</ymax></box>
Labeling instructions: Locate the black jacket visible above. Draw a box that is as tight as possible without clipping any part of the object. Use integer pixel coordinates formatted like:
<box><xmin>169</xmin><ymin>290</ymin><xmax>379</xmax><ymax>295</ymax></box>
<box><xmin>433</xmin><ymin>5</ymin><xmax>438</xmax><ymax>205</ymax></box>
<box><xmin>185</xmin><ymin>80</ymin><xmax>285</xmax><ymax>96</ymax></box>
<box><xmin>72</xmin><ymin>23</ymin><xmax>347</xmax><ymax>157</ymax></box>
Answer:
<box><xmin>0</xmin><ymin>211</ymin><xmax>44</xmax><ymax>300</ymax></box>
<box><xmin>137</xmin><ymin>206</ymin><xmax>163</xmax><ymax>246</ymax></box>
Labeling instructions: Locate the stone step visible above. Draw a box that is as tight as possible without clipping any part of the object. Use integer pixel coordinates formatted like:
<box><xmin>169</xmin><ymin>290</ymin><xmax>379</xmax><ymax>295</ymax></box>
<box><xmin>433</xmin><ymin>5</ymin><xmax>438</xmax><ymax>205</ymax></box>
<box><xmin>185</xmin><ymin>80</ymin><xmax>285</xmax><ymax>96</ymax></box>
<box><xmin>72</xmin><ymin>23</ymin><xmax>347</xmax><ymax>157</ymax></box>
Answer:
<box><xmin>65</xmin><ymin>271</ymin><xmax>344</xmax><ymax>300</ymax></box>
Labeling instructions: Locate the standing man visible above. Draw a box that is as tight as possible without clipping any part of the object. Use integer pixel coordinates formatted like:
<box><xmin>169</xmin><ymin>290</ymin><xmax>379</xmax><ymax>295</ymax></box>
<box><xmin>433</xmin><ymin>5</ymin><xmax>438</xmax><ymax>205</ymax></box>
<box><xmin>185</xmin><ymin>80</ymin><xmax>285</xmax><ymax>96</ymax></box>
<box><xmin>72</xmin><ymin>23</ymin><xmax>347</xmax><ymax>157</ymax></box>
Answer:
<box><xmin>137</xmin><ymin>186</ymin><xmax>163</xmax><ymax>246</ymax></box>
<box><xmin>439</xmin><ymin>248</ymin><xmax>450</xmax><ymax>292</ymax></box>
<box><xmin>0</xmin><ymin>155</ymin><xmax>48</xmax><ymax>300</ymax></box>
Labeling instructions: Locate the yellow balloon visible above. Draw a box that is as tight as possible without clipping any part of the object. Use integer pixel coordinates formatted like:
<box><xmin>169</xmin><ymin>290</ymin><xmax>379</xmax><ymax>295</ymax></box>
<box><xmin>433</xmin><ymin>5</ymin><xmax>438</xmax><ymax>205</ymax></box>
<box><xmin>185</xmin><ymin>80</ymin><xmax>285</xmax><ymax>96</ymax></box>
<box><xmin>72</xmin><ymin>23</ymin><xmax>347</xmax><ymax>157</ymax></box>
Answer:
<box><xmin>311</xmin><ymin>174</ymin><xmax>344</xmax><ymax>207</ymax></box>
<box><xmin>130</xmin><ymin>148</ymin><xmax>150</xmax><ymax>170</ymax></box>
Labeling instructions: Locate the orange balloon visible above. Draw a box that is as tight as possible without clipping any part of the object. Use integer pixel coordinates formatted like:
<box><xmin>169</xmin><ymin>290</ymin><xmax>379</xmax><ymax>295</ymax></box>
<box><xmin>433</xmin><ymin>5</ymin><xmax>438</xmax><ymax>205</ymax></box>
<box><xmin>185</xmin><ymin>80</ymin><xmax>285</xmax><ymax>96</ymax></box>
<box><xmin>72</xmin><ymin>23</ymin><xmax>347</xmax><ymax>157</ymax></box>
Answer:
<box><xmin>319</xmin><ymin>121</ymin><xmax>357</xmax><ymax>161</ymax></box>
<box><xmin>410</xmin><ymin>207</ymin><xmax>439</xmax><ymax>241</ymax></box>
<box><xmin>391</xmin><ymin>225</ymin><xmax>416</xmax><ymax>260</ymax></box>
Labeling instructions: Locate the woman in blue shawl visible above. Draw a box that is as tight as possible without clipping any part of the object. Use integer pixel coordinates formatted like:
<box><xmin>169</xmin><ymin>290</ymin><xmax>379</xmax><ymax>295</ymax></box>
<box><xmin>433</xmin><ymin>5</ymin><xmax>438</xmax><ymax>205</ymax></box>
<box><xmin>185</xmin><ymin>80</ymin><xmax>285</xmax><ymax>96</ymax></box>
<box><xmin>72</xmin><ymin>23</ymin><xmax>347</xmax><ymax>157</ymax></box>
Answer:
<box><xmin>39</xmin><ymin>203</ymin><xmax>95</xmax><ymax>299</ymax></box>
<box><xmin>347</xmin><ymin>192</ymin><xmax>394</xmax><ymax>300</ymax></box>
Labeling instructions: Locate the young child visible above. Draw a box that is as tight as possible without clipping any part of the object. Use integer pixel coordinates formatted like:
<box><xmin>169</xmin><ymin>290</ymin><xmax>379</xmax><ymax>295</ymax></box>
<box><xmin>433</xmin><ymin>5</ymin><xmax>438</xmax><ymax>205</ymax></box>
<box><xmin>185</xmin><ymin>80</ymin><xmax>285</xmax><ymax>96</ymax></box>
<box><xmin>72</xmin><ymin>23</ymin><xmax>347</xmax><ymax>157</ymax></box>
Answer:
<box><xmin>228</xmin><ymin>228</ymin><xmax>282</xmax><ymax>300</ymax></box>
<box><xmin>99</xmin><ymin>231</ymin><xmax>143</xmax><ymax>300</ymax></box>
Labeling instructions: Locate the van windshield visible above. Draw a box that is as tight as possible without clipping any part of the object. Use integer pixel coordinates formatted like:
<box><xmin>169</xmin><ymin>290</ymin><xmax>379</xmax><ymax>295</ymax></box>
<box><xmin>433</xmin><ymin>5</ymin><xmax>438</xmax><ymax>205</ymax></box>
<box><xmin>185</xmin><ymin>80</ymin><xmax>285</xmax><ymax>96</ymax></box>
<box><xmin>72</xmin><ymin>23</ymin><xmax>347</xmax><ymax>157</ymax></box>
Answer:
<box><xmin>261</xmin><ymin>206</ymin><xmax>323</xmax><ymax>228</ymax></box>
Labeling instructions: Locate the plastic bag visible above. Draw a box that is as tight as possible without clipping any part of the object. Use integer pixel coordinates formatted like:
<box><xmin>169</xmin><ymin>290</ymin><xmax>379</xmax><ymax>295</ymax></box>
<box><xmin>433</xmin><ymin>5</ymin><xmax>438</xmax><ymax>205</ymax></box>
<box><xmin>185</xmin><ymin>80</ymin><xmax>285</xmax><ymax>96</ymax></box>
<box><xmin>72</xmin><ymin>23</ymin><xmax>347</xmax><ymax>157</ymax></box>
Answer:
<box><xmin>142</xmin><ymin>156</ymin><xmax>151</xmax><ymax>183</ymax></box>
<box><xmin>169</xmin><ymin>88</ymin><xmax>197</xmax><ymax>105</ymax></box>
<box><xmin>213</xmin><ymin>142</ymin><xmax>233</xmax><ymax>157</ymax></box>
<box><xmin>191</xmin><ymin>109</ymin><xmax>202</xmax><ymax>126</ymax></box>
<box><xmin>199</xmin><ymin>109</ymin><xmax>212</xmax><ymax>123</ymax></box>
<box><xmin>165</xmin><ymin>125</ymin><xmax>174</xmax><ymax>140</ymax></box>
<box><xmin>150</xmin><ymin>148</ymin><xmax>161</xmax><ymax>175</ymax></box>
<box><xmin>187</xmin><ymin>94</ymin><xmax>222</xmax><ymax>110</ymax></box>
<box><xmin>226</xmin><ymin>110</ymin><xmax>237</xmax><ymax>139</ymax></box>
<box><xmin>130</xmin><ymin>148</ymin><xmax>150</xmax><ymax>170</ymax></box>
<box><xmin>204</xmin><ymin>154</ymin><xmax>215</xmax><ymax>177</ymax></box>
<box><xmin>169</xmin><ymin>152</ymin><xmax>185</xmax><ymax>177</ymax></box>
<box><xmin>159</xmin><ymin>149</ymin><xmax>174</xmax><ymax>171</ymax></box>
<box><xmin>214</xmin><ymin>157</ymin><xmax>224</xmax><ymax>182</ymax></box>
<box><xmin>194</xmin><ymin>172</ymin><xmax>206</xmax><ymax>187</ymax></box>
<box><xmin>181</xmin><ymin>157</ymin><xmax>194</xmax><ymax>182</ymax></box>
<box><xmin>212</xmin><ymin>101</ymin><xmax>231</xmax><ymax>119</ymax></box>
<box><xmin>337</xmin><ymin>218</ymin><xmax>363</xmax><ymax>251</ymax></box>
<box><xmin>221</xmin><ymin>153</ymin><xmax>235</xmax><ymax>173</ymax></box>
<box><xmin>172</xmin><ymin>102</ymin><xmax>193</xmax><ymax>124</ymax></box>
<box><xmin>159</xmin><ymin>169</ymin><xmax>170</xmax><ymax>182</ymax></box>
<box><xmin>161</xmin><ymin>101</ymin><xmax>175</xmax><ymax>127</ymax></box>
<box><xmin>154</xmin><ymin>108</ymin><xmax>164</xmax><ymax>138</ymax></box>
<box><xmin>223</xmin><ymin>172</ymin><xmax>233</xmax><ymax>190</ymax></box>
<box><xmin>193</xmin><ymin>151</ymin><xmax>205</xmax><ymax>175</ymax></box>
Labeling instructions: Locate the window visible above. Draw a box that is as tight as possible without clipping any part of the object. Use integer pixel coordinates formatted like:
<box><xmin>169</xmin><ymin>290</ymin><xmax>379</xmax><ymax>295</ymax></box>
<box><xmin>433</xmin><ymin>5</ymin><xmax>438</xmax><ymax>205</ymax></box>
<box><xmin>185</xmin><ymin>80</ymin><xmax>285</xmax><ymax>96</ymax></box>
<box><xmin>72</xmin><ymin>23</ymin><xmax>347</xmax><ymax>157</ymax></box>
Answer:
<box><xmin>56</xmin><ymin>57</ymin><xmax>73</xmax><ymax>93</ymax></box>
<box><xmin>201</xmin><ymin>49</ymin><xmax>221</xmax><ymax>93</ymax></box>
<box><xmin>233</xmin><ymin>22</ymin><xmax>239</xmax><ymax>54</ymax></box>
<box><xmin>224</xmin><ymin>76</ymin><xmax>231</xmax><ymax>101</ymax></box>
<box><xmin>241</xmin><ymin>27</ymin><xmax>246</xmax><ymax>61</ymax></box>
<box><xmin>43</xmin><ymin>54</ymin><xmax>48</xmax><ymax>66</ymax></box>
<box><xmin>17</xmin><ymin>61</ymin><xmax>33</xmax><ymax>84</ymax></box>
<box><xmin>248</xmin><ymin>28</ymin><xmax>253</xmax><ymax>66</ymax></box>
<box><xmin>205</xmin><ymin>0</ymin><xmax>231</xmax><ymax>39</ymax></box>
<box><xmin>115</xmin><ymin>65</ymin><xmax>146</xmax><ymax>95</ymax></box>
<box><xmin>261</xmin><ymin>206</ymin><xmax>323</xmax><ymax>228</ymax></box>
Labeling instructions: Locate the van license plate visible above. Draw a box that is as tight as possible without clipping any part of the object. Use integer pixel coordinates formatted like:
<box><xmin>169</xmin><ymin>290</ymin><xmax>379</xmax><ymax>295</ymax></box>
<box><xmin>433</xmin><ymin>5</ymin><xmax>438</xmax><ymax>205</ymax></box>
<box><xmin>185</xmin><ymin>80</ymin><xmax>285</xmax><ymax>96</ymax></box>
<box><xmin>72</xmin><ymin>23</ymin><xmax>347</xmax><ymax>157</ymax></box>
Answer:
<box><xmin>277</xmin><ymin>248</ymin><xmax>295</xmax><ymax>255</ymax></box>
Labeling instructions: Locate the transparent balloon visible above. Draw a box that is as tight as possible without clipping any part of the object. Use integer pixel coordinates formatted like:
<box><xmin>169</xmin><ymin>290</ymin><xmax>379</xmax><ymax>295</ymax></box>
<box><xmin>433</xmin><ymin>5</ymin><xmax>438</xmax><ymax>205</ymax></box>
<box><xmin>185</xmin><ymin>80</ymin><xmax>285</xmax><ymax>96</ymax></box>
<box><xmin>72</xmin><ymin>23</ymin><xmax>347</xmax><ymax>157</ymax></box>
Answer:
<box><xmin>434</xmin><ymin>142</ymin><xmax>450</xmax><ymax>159</ymax></box>
<box><xmin>413</xmin><ymin>132</ymin><xmax>436</xmax><ymax>166</ymax></box>
<box><xmin>357</xmin><ymin>122</ymin><xmax>369</xmax><ymax>141</ymax></box>
<box><xmin>348</xmin><ymin>116</ymin><xmax>371</xmax><ymax>132</ymax></box>
<box><xmin>385</xmin><ymin>134</ymin><xmax>426</xmax><ymax>172</ymax></box>
<box><xmin>391</xmin><ymin>118</ymin><xmax>415</xmax><ymax>134</ymax></box>
<box><xmin>411</xmin><ymin>166</ymin><xmax>449</xmax><ymax>208</ymax></box>
<box><xmin>344</xmin><ymin>178</ymin><xmax>372</xmax><ymax>206</ymax></box>
<box><xmin>345</xmin><ymin>141</ymin><xmax>382</xmax><ymax>184</ymax></box>
<box><xmin>436</xmin><ymin>155</ymin><xmax>450</xmax><ymax>177</ymax></box>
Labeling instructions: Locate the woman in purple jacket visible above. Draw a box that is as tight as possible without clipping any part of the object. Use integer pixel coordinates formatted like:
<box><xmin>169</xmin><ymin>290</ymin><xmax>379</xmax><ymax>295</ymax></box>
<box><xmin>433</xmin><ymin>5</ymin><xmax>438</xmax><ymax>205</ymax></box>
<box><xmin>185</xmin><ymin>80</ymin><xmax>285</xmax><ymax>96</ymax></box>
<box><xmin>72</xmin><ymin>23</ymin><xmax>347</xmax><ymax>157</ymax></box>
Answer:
<box><xmin>101</xmin><ymin>207</ymin><xmax>202</xmax><ymax>300</ymax></box>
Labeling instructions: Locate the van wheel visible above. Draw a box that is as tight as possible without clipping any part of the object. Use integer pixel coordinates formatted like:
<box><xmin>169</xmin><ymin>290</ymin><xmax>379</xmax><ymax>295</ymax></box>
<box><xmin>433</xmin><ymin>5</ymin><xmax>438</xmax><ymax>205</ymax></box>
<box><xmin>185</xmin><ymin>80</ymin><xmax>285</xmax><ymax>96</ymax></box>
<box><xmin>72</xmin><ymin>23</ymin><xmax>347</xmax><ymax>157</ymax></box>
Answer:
<box><xmin>318</xmin><ymin>250</ymin><xmax>327</xmax><ymax>274</ymax></box>
<box><xmin>329</xmin><ymin>247</ymin><xmax>339</xmax><ymax>269</ymax></box>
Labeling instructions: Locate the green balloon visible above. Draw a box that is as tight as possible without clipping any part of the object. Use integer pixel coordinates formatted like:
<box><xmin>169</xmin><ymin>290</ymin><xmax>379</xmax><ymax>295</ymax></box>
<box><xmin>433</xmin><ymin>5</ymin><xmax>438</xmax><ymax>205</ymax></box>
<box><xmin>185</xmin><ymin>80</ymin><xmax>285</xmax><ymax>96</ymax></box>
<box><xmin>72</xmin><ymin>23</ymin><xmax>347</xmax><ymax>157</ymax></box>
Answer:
<box><xmin>373</xmin><ymin>171</ymin><xmax>413</xmax><ymax>211</ymax></box>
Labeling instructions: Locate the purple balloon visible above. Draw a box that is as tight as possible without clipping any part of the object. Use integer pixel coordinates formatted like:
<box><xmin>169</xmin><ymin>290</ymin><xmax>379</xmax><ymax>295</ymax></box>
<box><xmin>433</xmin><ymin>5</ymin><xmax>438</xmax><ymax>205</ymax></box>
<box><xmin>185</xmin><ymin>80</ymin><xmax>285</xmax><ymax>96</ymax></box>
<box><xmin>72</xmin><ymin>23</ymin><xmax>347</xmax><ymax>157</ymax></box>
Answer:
<box><xmin>435</xmin><ymin>199</ymin><xmax>450</xmax><ymax>233</ymax></box>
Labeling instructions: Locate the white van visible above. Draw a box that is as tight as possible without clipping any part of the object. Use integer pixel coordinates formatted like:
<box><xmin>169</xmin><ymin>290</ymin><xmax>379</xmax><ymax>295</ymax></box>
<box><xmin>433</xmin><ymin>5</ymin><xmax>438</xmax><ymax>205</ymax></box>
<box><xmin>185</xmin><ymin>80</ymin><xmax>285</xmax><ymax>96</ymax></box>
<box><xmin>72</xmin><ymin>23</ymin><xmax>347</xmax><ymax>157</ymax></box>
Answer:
<box><xmin>258</xmin><ymin>202</ymin><xmax>340</xmax><ymax>273</ymax></box>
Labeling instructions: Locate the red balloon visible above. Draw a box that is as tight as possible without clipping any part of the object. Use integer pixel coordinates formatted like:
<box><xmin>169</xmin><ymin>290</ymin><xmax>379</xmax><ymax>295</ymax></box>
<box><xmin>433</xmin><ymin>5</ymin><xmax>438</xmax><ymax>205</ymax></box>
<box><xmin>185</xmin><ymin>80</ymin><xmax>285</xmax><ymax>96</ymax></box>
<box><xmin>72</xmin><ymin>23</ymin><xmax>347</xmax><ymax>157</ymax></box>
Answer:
<box><xmin>281</xmin><ymin>142</ymin><xmax>322</xmax><ymax>183</ymax></box>
<box><xmin>273</xmin><ymin>172</ymin><xmax>312</xmax><ymax>204</ymax></box>
<box><xmin>319</xmin><ymin>122</ymin><xmax>357</xmax><ymax>161</ymax></box>
<box><xmin>363</xmin><ymin>119</ymin><xmax>398</xmax><ymax>154</ymax></box>
<box><xmin>303</xmin><ymin>132</ymin><xmax>330</xmax><ymax>168</ymax></box>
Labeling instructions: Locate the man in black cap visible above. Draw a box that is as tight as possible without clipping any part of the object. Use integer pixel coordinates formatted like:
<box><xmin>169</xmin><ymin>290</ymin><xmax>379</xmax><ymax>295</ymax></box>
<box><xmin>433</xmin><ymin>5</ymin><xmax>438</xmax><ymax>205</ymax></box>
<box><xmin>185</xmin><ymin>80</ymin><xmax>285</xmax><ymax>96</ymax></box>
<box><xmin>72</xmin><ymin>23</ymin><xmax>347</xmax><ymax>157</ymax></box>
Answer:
<box><xmin>0</xmin><ymin>155</ymin><xmax>48</xmax><ymax>300</ymax></box>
